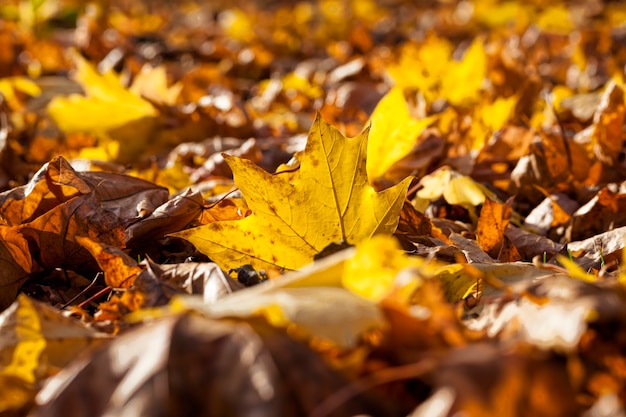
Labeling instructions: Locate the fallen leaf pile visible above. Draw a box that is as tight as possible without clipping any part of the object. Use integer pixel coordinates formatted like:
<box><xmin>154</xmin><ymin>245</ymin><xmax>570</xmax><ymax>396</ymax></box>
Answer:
<box><xmin>3</xmin><ymin>0</ymin><xmax>626</xmax><ymax>416</ymax></box>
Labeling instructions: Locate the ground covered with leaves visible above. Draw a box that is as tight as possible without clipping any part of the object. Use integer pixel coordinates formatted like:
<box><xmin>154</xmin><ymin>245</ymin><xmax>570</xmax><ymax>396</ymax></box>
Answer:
<box><xmin>2</xmin><ymin>0</ymin><xmax>626</xmax><ymax>415</ymax></box>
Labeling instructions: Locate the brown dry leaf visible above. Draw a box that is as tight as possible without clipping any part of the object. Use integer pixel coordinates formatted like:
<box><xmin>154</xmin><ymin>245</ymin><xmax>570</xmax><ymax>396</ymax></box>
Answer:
<box><xmin>448</xmin><ymin>233</ymin><xmax>496</xmax><ymax>264</ymax></box>
<box><xmin>589</xmin><ymin>81</ymin><xmax>625</xmax><ymax>165</ymax></box>
<box><xmin>476</xmin><ymin>198</ymin><xmax>512</xmax><ymax>260</ymax></box>
<box><xmin>139</xmin><ymin>259</ymin><xmax>243</xmax><ymax>304</ymax></box>
<box><xmin>125</xmin><ymin>189</ymin><xmax>204</xmax><ymax>247</ymax></box>
<box><xmin>566</xmin><ymin>185</ymin><xmax>626</xmax><ymax>242</ymax></box>
<box><xmin>0</xmin><ymin>156</ymin><xmax>91</xmax><ymax>226</ymax></box>
<box><xmin>511</xmin><ymin>131</ymin><xmax>591</xmax><ymax>196</ymax></box>
<box><xmin>466</xmin><ymin>275</ymin><xmax>626</xmax><ymax>353</ymax></box>
<box><xmin>384</xmin><ymin>131</ymin><xmax>446</xmax><ymax>188</ymax></box>
<box><xmin>566</xmin><ymin>225</ymin><xmax>626</xmax><ymax>271</ymax></box>
<box><xmin>18</xmin><ymin>193</ymin><xmax>126</xmax><ymax>272</ymax></box>
<box><xmin>0</xmin><ymin>156</ymin><xmax>169</xmax><ymax>227</ymax></box>
<box><xmin>473</xmin><ymin>127</ymin><xmax>534</xmax><ymax>187</ymax></box>
<box><xmin>395</xmin><ymin>201</ymin><xmax>449</xmax><ymax>251</ymax></box>
<box><xmin>0</xmin><ymin>226</ymin><xmax>32</xmax><ymax>310</ymax></box>
<box><xmin>95</xmin><ymin>259</ymin><xmax>244</xmax><ymax>321</ymax></box>
<box><xmin>31</xmin><ymin>314</ymin><xmax>395</xmax><ymax>417</ymax></box>
<box><xmin>523</xmin><ymin>193</ymin><xmax>578</xmax><ymax>237</ymax></box>
<box><xmin>504</xmin><ymin>226</ymin><xmax>564</xmax><ymax>261</ymax></box>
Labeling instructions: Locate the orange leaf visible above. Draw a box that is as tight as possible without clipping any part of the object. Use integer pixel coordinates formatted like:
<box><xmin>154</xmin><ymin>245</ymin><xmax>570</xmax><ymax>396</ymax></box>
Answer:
<box><xmin>476</xmin><ymin>198</ymin><xmax>512</xmax><ymax>260</ymax></box>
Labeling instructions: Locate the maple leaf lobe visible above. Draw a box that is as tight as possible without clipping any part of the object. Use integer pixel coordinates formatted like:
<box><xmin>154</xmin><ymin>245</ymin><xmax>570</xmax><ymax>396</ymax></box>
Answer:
<box><xmin>176</xmin><ymin>114</ymin><xmax>410</xmax><ymax>271</ymax></box>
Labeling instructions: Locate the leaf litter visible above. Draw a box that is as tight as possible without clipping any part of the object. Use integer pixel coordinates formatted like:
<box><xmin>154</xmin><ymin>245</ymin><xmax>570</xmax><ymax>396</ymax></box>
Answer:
<box><xmin>1</xmin><ymin>0</ymin><xmax>626</xmax><ymax>416</ymax></box>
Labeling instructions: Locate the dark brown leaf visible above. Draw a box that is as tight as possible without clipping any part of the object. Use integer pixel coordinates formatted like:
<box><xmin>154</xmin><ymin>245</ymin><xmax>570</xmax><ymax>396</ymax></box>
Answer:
<box><xmin>30</xmin><ymin>314</ymin><xmax>396</xmax><ymax>417</ymax></box>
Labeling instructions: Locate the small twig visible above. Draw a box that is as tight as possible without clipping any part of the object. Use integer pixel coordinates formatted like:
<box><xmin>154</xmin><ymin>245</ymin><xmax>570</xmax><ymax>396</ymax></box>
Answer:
<box><xmin>206</xmin><ymin>186</ymin><xmax>240</xmax><ymax>208</ymax></box>
<box><xmin>77</xmin><ymin>283</ymin><xmax>112</xmax><ymax>309</ymax></box>
<box><xmin>61</xmin><ymin>272</ymin><xmax>103</xmax><ymax>309</ymax></box>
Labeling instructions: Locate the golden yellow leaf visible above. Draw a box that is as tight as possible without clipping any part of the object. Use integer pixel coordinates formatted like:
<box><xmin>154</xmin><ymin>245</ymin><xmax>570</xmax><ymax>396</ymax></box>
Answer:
<box><xmin>387</xmin><ymin>35</ymin><xmax>486</xmax><ymax>106</ymax></box>
<box><xmin>387</xmin><ymin>35</ymin><xmax>453</xmax><ymax>100</ymax></box>
<box><xmin>218</xmin><ymin>9</ymin><xmax>254</xmax><ymax>43</ymax></box>
<box><xmin>343</xmin><ymin>234</ymin><xmax>439</xmax><ymax>302</ymax></box>
<box><xmin>468</xmin><ymin>95</ymin><xmax>518</xmax><ymax>150</ymax></box>
<box><xmin>0</xmin><ymin>76</ymin><xmax>41</xmax><ymax>110</ymax></box>
<box><xmin>174</xmin><ymin>114</ymin><xmax>411</xmax><ymax>271</ymax></box>
<box><xmin>473</xmin><ymin>0</ymin><xmax>524</xmax><ymax>28</ymax></box>
<box><xmin>557</xmin><ymin>256</ymin><xmax>597</xmax><ymax>283</ymax></box>
<box><xmin>129</xmin><ymin>64</ymin><xmax>182</xmax><ymax>106</ymax></box>
<box><xmin>169</xmin><ymin>247</ymin><xmax>383</xmax><ymax>348</ymax></box>
<box><xmin>415</xmin><ymin>167</ymin><xmax>493</xmax><ymax>210</ymax></box>
<box><xmin>48</xmin><ymin>52</ymin><xmax>157</xmax><ymax>134</ymax></box>
<box><xmin>0</xmin><ymin>295</ymin><xmax>105</xmax><ymax>410</ymax></box>
<box><xmin>281</xmin><ymin>72</ymin><xmax>323</xmax><ymax>99</ymax></box>
<box><xmin>536</xmin><ymin>5</ymin><xmax>574</xmax><ymax>34</ymax></box>
<box><xmin>366</xmin><ymin>87</ymin><xmax>437</xmax><ymax>181</ymax></box>
<box><xmin>441</xmin><ymin>37</ymin><xmax>487</xmax><ymax>106</ymax></box>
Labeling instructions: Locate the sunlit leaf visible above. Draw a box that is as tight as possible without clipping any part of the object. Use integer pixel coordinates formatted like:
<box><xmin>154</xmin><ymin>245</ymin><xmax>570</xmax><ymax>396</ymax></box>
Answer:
<box><xmin>0</xmin><ymin>295</ymin><xmax>105</xmax><ymax>411</ymax></box>
<box><xmin>47</xmin><ymin>51</ymin><xmax>156</xmax><ymax>133</ymax></box>
<box><xmin>342</xmin><ymin>234</ymin><xmax>439</xmax><ymax>302</ymax></box>
<box><xmin>415</xmin><ymin>167</ymin><xmax>494</xmax><ymax>211</ymax></box>
<box><xmin>129</xmin><ymin>64</ymin><xmax>182</xmax><ymax>106</ymax></box>
<box><xmin>366</xmin><ymin>87</ymin><xmax>437</xmax><ymax>182</ymax></box>
<box><xmin>440</xmin><ymin>37</ymin><xmax>487</xmax><ymax>106</ymax></box>
<box><xmin>557</xmin><ymin>256</ymin><xmax>597</xmax><ymax>283</ymax></box>
<box><xmin>176</xmin><ymin>286</ymin><xmax>382</xmax><ymax>349</ymax></box>
<box><xmin>174</xmin><ymin>114</ymin><xmax>410</xmax><ymax>271</ymax></box>
<box><xmin>76</xmin><ymin>236</ymin><xmax>142</xmax><ymax>288</ymax></box>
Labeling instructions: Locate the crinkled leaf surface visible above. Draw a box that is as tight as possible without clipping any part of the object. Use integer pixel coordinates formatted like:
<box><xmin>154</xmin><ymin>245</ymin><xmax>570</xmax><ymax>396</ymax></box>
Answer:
<box><xmin>175</xmin><ymin>114</ymin><xmax>411</xmax><ymax>271</ymax></box>
<box><xmin>0</xmin><ymin>227</ymin><xmax>32</xmax><ymax>311</ymax></box>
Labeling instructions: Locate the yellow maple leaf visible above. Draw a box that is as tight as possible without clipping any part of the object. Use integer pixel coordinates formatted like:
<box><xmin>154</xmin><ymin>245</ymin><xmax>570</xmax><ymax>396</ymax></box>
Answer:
<box><xmin>47</xmin><ymin>52</ymin><xmax>157</xmax><ymax>161</ymax></box>
<box><xmin>387</xmin><ymin>35</ymin><xmax>452</xmax><ymax>102</ymax></box>
<box><xmin>48</xmin><ymin>52</ymin><xmax>157</xmax><ymax>133</ymax></box>
<box><xmin>440</xmin><ymin>37</ymin><xmax>487</xmax><ymax>106</ymax></box>
<box><xmin>366</xmin><ymin>87</ymin><xmax>437</xmax><ymax>181</ymax></box>
<box><xmin>387</xmin><ymin>35</ymin><xmax>486</xmax><ymax>106</ymax></box>
<box><xmin>468</xmin><ymin>95</ymin><xmax>518</xmax><ymax>150</ymax></box>
<box><xmin>174</xmin><ymin>114</ymin><xmax>411</xmax><ymax>271</ymax></box>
